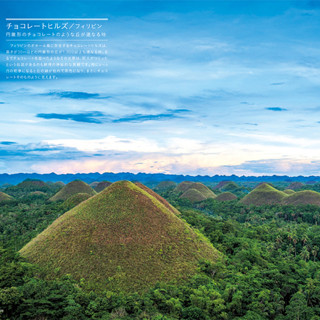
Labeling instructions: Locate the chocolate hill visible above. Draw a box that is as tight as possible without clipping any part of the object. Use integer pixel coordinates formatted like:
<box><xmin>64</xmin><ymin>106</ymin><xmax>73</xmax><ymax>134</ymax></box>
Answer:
<box><xmin>154</xmin><ymin>180</ymin><xmax>177</xmax><ymax>191</ymax></box>
<box><xmin>282</xmin><ymin>190</ymin><xmax>320</xmax><ymax>206</ymax></box>
<box><xmin>49</xmin><ymin>180</ymin><xmax>96</xmax><ymax>202</ymax></box>
<box><xmin>20</xmin><ymin>181</ymin><xmax>219</xmax><ymax>293</ymax></box>
<box><xmin>0</xmin><ymin>192</ymin><xmax>13</xmax><ymax>202</ymax></box>
<box><xmin>213</xmin><ymin>180</ymin><xmax>232</xmax><ymax>190</ymax></box>
<box><xmin>63</xmin><ymin>193</ymin><xmax>92</xmax><ymax>210</ymax></box>
<box><xmin>174</xmin><ymin>181</ymin><xmax>194</xmax><ymax>193</ymax></box>
<box><xmin>286</xmin><ymin>182</ymin><xmax>304</xmax><ymax>190</ymax></box>
<box><xmin>215</xmin><ymin>192</ymin><xmax>237</xmax><ymax>202</ymax></box>
<box><xmin>240</xmin><ymin>183</ymin><xmax>287</xmax><ymax>206</ymax></box>
<box><xmin>94</xmin><ymin>181</ymin><xmax>112</xmax><ymax>193</ymax></box>
<box><xmin>177</xmin><ymin>182</ymin><xmax>216</xmax><ymax>203</ymax></box>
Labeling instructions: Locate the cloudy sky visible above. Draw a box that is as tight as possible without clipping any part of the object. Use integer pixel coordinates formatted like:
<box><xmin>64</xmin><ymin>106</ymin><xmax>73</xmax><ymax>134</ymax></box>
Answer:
<box><xmin>1</xmin><ymin>0</ymin><xmax>320</xmax><ymax>176</ymax></box>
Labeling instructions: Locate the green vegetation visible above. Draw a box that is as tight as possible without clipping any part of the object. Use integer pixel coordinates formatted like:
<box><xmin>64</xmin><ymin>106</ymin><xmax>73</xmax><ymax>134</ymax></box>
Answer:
<box><xmin>240</xmin><ymin>183</ymin><xmax>287</xmax><ymax>206</ymax></box>
<box><xmin>284</xmin><ymin>189</ymin><xmax>295</xmax><ymax>195</ymax></box>
<box><xmin>49</xmin><ymin>180</ymin><xmax>96</xmax><ymax>202</ymax></box>
<box><xmin>94</xmin><ymin>181</ymin><xmax>112</xmax><ymax>192</ymax></box>
<box><xmin>2</xmin><ymin>179</ymin><xmax>320</xmax><ymax>319</ymax></box>
<box><xmin>20</xmin><ymin>181</ymin><xmax>220</xmax><ymax>293</ymax></box>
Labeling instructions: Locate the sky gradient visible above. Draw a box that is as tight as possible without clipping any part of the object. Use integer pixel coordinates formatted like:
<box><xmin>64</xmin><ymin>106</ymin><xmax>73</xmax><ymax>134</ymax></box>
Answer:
<box><xmin>1</xmin><ymin>0</ymin><xmax>320</xmax><ymax>176</ymax></box>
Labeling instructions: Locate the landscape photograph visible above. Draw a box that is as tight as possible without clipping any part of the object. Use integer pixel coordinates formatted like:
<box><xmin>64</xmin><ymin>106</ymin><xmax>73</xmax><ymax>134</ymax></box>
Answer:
<box><xmin>1</xmin><ymin>0</ymin><xmax>320</xmax><ymax>319</ymax></box>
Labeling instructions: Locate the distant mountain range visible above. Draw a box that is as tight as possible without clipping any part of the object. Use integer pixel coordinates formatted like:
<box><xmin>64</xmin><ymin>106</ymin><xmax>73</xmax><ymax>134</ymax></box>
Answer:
<box><xmin>0</xmin><ymin>172</ymin><xmax>320</xmax><ymax>186</ymax></box>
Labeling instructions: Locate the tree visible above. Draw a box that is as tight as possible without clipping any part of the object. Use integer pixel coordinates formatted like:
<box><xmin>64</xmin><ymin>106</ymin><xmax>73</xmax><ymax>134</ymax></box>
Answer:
<box><xmin>286</xmin><ymin>291</ymin><xmax>310</xmax><ymax>320</ymax></box>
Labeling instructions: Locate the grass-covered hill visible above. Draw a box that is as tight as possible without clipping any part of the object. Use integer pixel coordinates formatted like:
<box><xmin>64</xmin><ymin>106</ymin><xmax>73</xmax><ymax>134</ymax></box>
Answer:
<box><xmin>240</xmin><ymin>183</ymin><xmax>287</xmax><ymax>206</ymax></box>
<box><xmin>282</xmin><ymin>190</ymin><xmax>320</xmax><ymax>206</ymax></box>
<box><xmin>173</xmin><ymin>181</ymin><xmax>194</xmax><ymax>193</ymax></box>
<box><xmin>213</xmin><ymin>180</ymin><xmax>232</xmax><ymax>190</ymax></box>
<box><xmin>5</xmin><ymin>179</ymin><xmax>51</xmax><ymax>197</ymax></box>
<box><xmin>20</xmin><ymin>181</ymin><xmax>220</xmax><ymax>293</ymax></box>
<box><xmin>284</xmin><ymin>189</ymin><xmax>295</xmax><ymax>195</ymax></box>
<box><xmin>135</xmin><ymin>182</ymin><xmax>180</xmax><ymax>215</ymax></box>
<box><xmin>177</xmin><ymin>182</ymin><xmax>217</xmax><ymax>203</ymax></box>
<box><xmin>94</xmin><ymin>181</ymin><xmax>112</xmax><ymax>193</ymax></box>
<box><xmin>154</xmin><ymin>180</ymin><xmax>177</xmax><ymax>191</ymax></box>
<box><xmin>49</xmin><ymin>180</ymin><xmax>96</xmax><ymax>202</ymax></box>
<box><xmin>215</xmin><ymin>192</ymin><xmax>237</xmax><ymax>202</ymax></box>
<box><xmin>63</xmin><ymin>193</ymin><xmax>92</xmax><ymax>210</ymax></box>
<box><xmin>16</xmin><ymin>179</ymin><xmax>50</xmax><ymax>191</ymax></box>
<box><xmin>179</xmin><ymin>188</ymin><xmax>207</xmax><ymax>203</ymax></box>
<box><xmin>287</xmin><ymin>182</ymin><xmax>304</xmax><ymax>190</ymax></box>
<box><xmin>0</xmin><ymin>191</ymin><xmax>13</xmax><ymax>202</ymax></box>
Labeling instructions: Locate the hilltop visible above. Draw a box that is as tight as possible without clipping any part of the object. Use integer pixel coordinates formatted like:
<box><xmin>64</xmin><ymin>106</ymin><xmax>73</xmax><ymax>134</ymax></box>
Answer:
<box><xmin>213</xmin><ymin>180</ymin><xmax>232</xmax><ymax>190</ymax></box>
<box><xmin>174</xmin><ymin>181</ymin><xmax>194</xmax><ymax>193</ymax></box>
<box><xmin>215</xmin><ymin>192</ymin><xmax>237</xmax><ymax>202</ymax></box>
<box><xmin>287</xmin><ymin>182</ymin><xmax>304</xmax><ymax>190</ymax></box>
<box><xmin>94</xmin><ymin>181</ymin><xmax>112</xmax><ymax>193</ymax></box>
<box><xmin>282</xmin><ymin>190</ymin><xmax>320</xmax><ymax>206</ymax></box>
<box><xmin>154</xmin><ymin>180</ymin><xmax>177</xmax><ymax>191</ymax></box>
<box><xmin>49</xmin><ymin>180</ymin><xmax>96</xmax><ymax>202</ymax></box>
<box><xmin>177</xmin><ymin>182</ymin><xmax>216</xmax><ymax>202</ymax></box>
<box><xmin>20</xmin><ymin>181</ymin><xmax>220</xmax><ymax>293</ymax></box>
<box><xmin>240</xmin><ymin>183</ymin><xmax>287</xmax><ymax>206</ymax></box>
<box><xmin>180</xmin><ymin>188</ymin><xmax>207</xmax><ymax>203</ymax></box>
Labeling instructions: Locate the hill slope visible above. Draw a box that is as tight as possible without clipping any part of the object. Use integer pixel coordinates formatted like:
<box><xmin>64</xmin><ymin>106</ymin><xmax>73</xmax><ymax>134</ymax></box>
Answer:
<box><xmin>180</xmin><ymin>188</ymin><xmax>207</xmax><ymax>203</ymax></box>
<box><xmin>20</xmin><ymin>181</ymin><xmax>219</xmax><ymax>293</ymax></box>
<box><xmin>282</xmin><ymin>190</ymin><xmax>320</xmax><ymax>206</ymax></box>
<box><xmin>215</xmin><ymin>192</ymin><xmax>237</xmax><ymax>202</ymax></box>
<box><xmin>178</xmin><ymin>182</ymin><xmax>216</xmax><ymax>202</ymax></box>
<box><xmin>49</xmin><ymin>180</ymin><xmax>96</xmax><ymax>201</ymax></box>
<box><xmin>240</xmin><ymin>183</ymin><xmax>287</xmax><ymax>206</ymax></box>
<box><xmin>94</xmin><ymin>181</ymin><xmax>112</xmax><ymax>193</ymax></box>
<box><xmin>0</xmin><ymin>192</ymin><xmax>13</xmax><ymax>202</ymax></box>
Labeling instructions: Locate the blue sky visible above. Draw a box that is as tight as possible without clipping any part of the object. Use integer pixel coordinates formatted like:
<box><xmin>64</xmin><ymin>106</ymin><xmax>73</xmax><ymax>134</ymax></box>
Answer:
<box><xmin>1</xmin><ymin>0</ymin><xmax>320</xmax><ymax>176</ymax></box>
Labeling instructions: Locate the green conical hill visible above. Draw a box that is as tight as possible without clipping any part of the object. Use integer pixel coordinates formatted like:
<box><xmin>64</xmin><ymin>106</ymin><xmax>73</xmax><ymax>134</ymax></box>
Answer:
<box><xmin>154</xmin><ymin>181</ymin><xmax>177</xmax><ymax>191</ymax></box>
<box><xmin>20</xmin><ymin>181</ymin><xmax>219</xmax><ymax>293</ymax></box>
<box><xmin>240</xmin><ymin>183</ymin><xmax>287</xmax><ymax>206</ymax></box>
<box><xmin>282</xmin><ymin>190</ymin><xmax>320</xmax><ymax>206</ymax></box>
<box><xmin>89</xmin><ymin>181</ymin><xmax>100</xmax><ymax>188</ymax></box>
<box><xmin>284</xmin><ymin>189</ymin><xmax>295</xmax><ymax>195</ymax></box>
<box><xmin>94</xmin><ymin>181</ymin><xmax>112</xmax><ymax>193</ymax></box>
<box><xmin>15</xmin><ymin>179</ymin><xmax>50</xmax><ymax>192</ymax></box>
<box><xmin>0</xmin><ymin>192</ymin><xmax>13</xmax><ymax>202</ymax></box>
<box><xmin>213</xmin><ymin>180</ymin><xmax>232</xmax><ymax>190</ymax></box>
<box><xmin>63</xmin><ymin>193</ymin><xmax>92</xmax><ymax>210</ymax></box>
<box><xmin>49</xmin><ymin>180</ymin><xmax>96</xmax><ymax>201</ymax></box>
<box><xmin>180</xmin><ymin>188</ymin><xmax>207</xmax><ymax>203</ymax></box>
<box><xmin>178</xmin><ymin>182</ymin><xmax>216</xmax><ymax>202</ymax></box>
<box><xmin>215</xmin><ymin>192</ymin><xmax>237</xmax><ymax>202</ymax></box>
<box><xmin>135</xmin><ymin>182</ymin><xmax>180</xmax><ymax>215</ymax></box>
<box><xmin>287</xmin><ymin>182</ymin><xmax>304</xmax><ymax>190</ymax></box>
<box><xmin>174</xmin><ymin>181</ymin><xmax>194</xmax><ymax>193</ymax></box>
